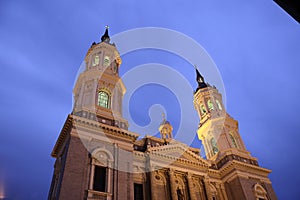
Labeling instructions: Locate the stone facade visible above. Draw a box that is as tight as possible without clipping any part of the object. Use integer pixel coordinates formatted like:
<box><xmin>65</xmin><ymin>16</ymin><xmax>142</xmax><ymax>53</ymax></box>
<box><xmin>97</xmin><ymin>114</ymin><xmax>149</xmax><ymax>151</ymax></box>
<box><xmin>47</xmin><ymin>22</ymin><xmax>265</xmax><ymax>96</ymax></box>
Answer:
<box><xmin>48</xmin><ymin>28</ymin><xmax>277</xmax><ymax>200</ymax></box>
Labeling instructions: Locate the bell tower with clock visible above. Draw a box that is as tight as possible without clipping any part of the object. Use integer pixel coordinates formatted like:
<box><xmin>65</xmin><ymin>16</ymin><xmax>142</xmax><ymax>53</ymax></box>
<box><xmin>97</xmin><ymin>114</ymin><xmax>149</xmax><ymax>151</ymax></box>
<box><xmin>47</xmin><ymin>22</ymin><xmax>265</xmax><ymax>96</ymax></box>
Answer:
<box><xmin>73</xmin><ymin>26</ymin><xmax>128</xmax><ymax>129</ymax></box>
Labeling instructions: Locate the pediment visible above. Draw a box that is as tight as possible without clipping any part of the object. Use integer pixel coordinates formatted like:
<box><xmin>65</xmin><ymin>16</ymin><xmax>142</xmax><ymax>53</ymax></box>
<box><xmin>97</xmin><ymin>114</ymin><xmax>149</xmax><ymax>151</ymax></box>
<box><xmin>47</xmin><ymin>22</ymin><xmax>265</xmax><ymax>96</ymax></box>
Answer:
<box><xmin>147</xmin><ymin>142</ymin><xmax>209</xmax><ymax>167</ymax></box>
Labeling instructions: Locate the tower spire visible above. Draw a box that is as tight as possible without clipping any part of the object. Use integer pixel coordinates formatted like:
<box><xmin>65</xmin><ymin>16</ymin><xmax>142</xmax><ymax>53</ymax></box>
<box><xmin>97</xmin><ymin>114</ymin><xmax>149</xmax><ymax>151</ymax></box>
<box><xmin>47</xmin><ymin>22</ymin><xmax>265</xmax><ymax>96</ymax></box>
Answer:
<box><xmin>101</xmin><ymin>25</ymin><xmax>110</xmax><ymax>43</ymax></box>
<box><xmin>194</xmin><ymin>65</ymin><xmax>207</xmax><ymax>90</ymax></box>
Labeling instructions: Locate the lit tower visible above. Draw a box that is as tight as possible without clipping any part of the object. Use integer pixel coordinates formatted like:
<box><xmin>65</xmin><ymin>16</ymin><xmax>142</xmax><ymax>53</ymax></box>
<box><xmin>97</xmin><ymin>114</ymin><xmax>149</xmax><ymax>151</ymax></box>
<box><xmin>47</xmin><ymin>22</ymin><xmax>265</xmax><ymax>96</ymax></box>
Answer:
<box><xmin>48</xmin><ymin>27</ymin><xmax>138</xmax><ymax>200</ymax></box>
<box><xmin>193</xmin><ymin>67</ymin><xmax>276</xmax><ymax>200</ymax></box>
<box><xmin>193</xmin><ymin>67</ymin><xmax>249</xmax><ymax>160</ymax></box>
<box><xmin>73</xmin><ymin>25</ymin><xmax>128</xmax><ymax>129</ymax></box>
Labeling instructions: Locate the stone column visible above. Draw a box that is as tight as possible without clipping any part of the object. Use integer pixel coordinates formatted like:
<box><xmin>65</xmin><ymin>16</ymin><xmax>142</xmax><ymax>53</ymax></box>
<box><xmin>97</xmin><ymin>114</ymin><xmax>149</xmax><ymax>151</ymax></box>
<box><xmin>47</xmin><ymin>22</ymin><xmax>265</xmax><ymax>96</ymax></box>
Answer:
<box><xmin>216</xmin><ymin>184</ymin><xmax>223</xmax><ymax>200</ymax></box>
<box><xmin>199</xmin><ymin>182</ymin><xmax>206</xmax><ymax>200</ymax></box>
<box><xmin>186</xmin><ymin>173</ymin><xmax>196</xmax><ymax>200</ymax></box>
<box><xmin>203</xmin><ymin>177</ymin><xmax>212</xmax><ymax>200</ymax></box>
<box><xmin>107</xmin><ymin>167</ymin><xmax>112</xmax><ymax>200</ymax></box>
<box><xmin>114</xmin><ymin>143</ymin><xmax>120</xmax><ymax>200</ymax></box>
<box><xmin>220</xmin><ymin>183</ymin><xmax>228</xmax><ymax>200</ymax></box>
<box><xmin>150</xmin><ymin>169</ymin><xmax>158</xmax><ymax>200</ymax></box>
<box><xmin>89</xmin><ymin>164</ymin><xmax>95</xmax><ymax>190</ymax></box>
<box><xmin>169</xmin><ymin>169</ymin><xmax>178</xmax><ymax>200</ymax></box>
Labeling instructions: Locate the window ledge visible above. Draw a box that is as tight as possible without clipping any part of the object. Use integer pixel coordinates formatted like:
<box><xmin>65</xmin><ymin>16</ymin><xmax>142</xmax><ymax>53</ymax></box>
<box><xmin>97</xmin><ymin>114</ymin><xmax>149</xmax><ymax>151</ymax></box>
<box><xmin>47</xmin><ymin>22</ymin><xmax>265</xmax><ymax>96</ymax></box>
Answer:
<box><xmin>87</xmin><ymin>189</ymin><xmax>112</xmax><ymax>199</ymax></box>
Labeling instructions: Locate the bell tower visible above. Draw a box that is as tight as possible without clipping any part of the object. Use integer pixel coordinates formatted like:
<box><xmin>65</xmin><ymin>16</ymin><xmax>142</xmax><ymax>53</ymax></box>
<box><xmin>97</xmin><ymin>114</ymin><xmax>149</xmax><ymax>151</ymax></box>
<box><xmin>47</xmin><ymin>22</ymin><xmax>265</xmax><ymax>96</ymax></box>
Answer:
<box><xmin>193</xmin><ymin>67</ymin><xmax>277</xmax><ymax>200</ymax></box>
<box><xmin>48</xmin><ymin>27</ymin><xmax>139</xmax><ymax>200</ymax></box>
<box><xmin>193</xmin><ymin>67</ymin><xmax>250</xmax><ymax>160</ymax></box>
<box><xmin>73</xmin><ymin>26</ymin><xmax>128</xmax><ymax>129</ymax></box>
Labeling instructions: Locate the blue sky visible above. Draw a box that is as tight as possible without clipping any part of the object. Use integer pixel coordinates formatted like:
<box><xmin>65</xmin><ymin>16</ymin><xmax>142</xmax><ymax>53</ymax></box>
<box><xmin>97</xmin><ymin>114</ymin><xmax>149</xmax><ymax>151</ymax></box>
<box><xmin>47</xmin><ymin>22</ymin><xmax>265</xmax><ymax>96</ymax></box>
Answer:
<box><xmin>1</xmin><ymin>0</ymin><xmax>300</xmax><ymax>199</ymax></box>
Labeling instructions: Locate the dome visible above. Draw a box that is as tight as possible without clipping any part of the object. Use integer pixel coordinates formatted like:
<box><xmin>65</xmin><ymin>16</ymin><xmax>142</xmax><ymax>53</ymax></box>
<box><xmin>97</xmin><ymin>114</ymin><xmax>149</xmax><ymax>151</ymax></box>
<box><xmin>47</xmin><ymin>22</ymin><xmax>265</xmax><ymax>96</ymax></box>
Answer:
<box><xmin>160</xmin><ymin>120</ymin><xmax>171</xmax><ymax>126</ymax></box>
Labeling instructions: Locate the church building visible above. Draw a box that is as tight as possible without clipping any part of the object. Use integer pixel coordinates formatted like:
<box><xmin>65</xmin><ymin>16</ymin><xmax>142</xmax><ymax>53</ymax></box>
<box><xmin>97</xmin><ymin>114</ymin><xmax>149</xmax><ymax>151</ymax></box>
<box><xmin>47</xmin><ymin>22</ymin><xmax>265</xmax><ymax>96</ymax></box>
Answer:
<box><xmin>48</xmin><ymin>27</ymin><xmax>277</xmax><ymax>200</ymax></box>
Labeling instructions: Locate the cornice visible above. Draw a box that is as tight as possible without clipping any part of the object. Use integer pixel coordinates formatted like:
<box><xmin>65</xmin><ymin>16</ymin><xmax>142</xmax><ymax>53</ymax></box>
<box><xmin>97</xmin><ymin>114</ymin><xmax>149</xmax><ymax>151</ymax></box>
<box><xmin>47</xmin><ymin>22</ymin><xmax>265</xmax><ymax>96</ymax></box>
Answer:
<box><xmin>51</xmin><ymin>115</ymin><xmax>73</xmax><ymax>157</ymax></box>
<box><xmin>85</xmin><ymin>41</ymin><xmax>118</xmax><ymax>59</ymax></box>
<box><xmin>72</xmin><ymin>114</ymin><xmax>139</xmax><ymax>141</ymax></box>
<box><xmin>51</xmin><ymin>114</ymin><xmax>139</xmax><ymax>157</ymax></box>
<box><xmin>148</xmin><ymin>146</ymin><xmax>210</xmax><ymax>168</ymax></box>
<box><xmin>219</xmin><ymin>160</ymin><xmax>271</xmax><ymax>179</ymax></box>
<box><xmin>148</xmin><ymin>143</ymin><xmax>205</xmax><ymax>163</ymax></box>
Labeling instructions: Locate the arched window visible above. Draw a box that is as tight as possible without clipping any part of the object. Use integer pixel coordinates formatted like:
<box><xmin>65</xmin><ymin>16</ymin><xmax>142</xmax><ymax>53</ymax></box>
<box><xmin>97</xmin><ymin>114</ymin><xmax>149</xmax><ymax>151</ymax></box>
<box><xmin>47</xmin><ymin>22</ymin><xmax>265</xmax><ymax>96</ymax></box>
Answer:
<box><xmin>254</xmin><ymin>183</ymin><xmax>268</xmax><ymax>200</ymax></box>
<box><xmin>92</xmin><ymin>55</ymin><xmax>100</xmax><ymax>66</ymax></box>
<box><xmin>210</xmin><ymin>137</ymin><xmax>219</xmax><ymax>155</ymax></box>
<box><xmin>91</xmin><ymin>148</ymin><xmax>114</xmax><ymax>194</ymax></box>
<box><xmin>229</xmin><ymin>132</ymin><xmax>238</xmax><ymax>148</ymax></box>
<box><xmin>104</xmin><ymin>56</ymin><xmax>110</xmax><ymax>67</ymax></box>
<box><xmin>200</xmin><ymin>104</ymin><xmax>207</xmax><ymax>115</ymax></box>
<box><xmin>207</xmin><ymin>100</ymin><xmax>214</xmax><ymax>110</ymax></box>
<box><xmin>216</xmin><ymin>99</ymin><xmax>222</xmax><ymax>110</ymax></box>
<box><xmin>98</xmin><ymin>91</ymin><xmax>110</xmax><ymax>108</ymax></box>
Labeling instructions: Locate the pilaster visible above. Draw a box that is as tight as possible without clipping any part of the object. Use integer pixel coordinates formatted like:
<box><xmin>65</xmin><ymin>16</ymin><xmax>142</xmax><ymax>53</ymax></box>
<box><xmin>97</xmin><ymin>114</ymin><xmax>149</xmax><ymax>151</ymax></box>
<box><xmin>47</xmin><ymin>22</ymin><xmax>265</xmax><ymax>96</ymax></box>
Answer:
<box><xmin>186</xmin><ymin>173</ymin><xmax>196</xmax><ymax>200</ymax></box>
<box><xmin>150</xmin><ymin>169</ymin><xmax>158</xmax><ymax>200</ymax></box>
<box><xmin>203</xmin><ymin>177</ymin><xmax>212</xmax><ymax>200</ymax></box>
<box><xmin>169</xmin><ymin>169</ymin><xmax>178</xmax><ymax>200</ymax></box>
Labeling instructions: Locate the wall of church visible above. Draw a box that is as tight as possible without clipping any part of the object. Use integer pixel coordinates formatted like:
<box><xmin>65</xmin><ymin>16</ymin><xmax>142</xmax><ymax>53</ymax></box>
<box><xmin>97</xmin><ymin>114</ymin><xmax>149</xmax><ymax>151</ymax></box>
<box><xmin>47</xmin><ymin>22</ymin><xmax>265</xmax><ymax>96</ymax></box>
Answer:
<box><xmin>225</xmin><ymin>176</ymin><xmax>277</xmax><ymax>200</ymax></box>
<box><xmin>150</xmin><ymin>170</ymin><xmax>169</xmax><ymax>200</ymax></box>
<box><xmin>225</xmin><ymin>177</ymin><xmax>246</xmax><ymax>200</ymax></box>
<box><xmin>146</xmin><ymin>168</ymin><xmax>216</xmax><ymax>200</ymax></box>
<box><xmin>114</xmin><ymin>170</ymin><xmax>134</xmax><ymax>200</ymax></box>
<box><xmin>264</xmin><ymin>183</ymin><xmax>277</xmax><ymax>200</ymax></box>
<box><xmin>193</xmin><ymin>180</ymin><xmax>206</xmax><ymax>200</ymax></box>
<box><xmin>58</xmin><ymin>135</ymin><xmax>90</xmax><ymax>200</ymax></box>
<box><xmin>48</xmin><ymin>138</ymin><xmax>69</xmax><ymax>200</ymax></box>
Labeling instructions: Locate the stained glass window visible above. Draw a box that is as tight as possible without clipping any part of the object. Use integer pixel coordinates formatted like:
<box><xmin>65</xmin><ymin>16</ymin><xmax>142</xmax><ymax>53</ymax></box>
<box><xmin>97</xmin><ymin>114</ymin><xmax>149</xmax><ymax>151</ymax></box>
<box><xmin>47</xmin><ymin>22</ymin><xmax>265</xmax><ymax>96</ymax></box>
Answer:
<box><xmin>98</xmin><ymin>91</ymin><xmax>109</xmax><ymax>108</ymax></box>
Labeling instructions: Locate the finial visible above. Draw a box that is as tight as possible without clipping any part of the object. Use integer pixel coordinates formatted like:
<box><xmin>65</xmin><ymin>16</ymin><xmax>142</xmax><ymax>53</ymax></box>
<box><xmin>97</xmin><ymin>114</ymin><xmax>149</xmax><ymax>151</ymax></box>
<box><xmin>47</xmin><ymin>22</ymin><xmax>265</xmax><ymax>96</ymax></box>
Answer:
<box><xmin>162</xmin><ymin>112</ymin><xmax>166</xmax><ymax>121</ymax></box>
<box><xmin>101</xmin><ymin>25</ymin><xmax>110</xmax><ymax>43</ymax></box>
<box><xmin>194</xmin><ymin>64</ymin><xmax>208</xmax><ymax>90</ymax></box>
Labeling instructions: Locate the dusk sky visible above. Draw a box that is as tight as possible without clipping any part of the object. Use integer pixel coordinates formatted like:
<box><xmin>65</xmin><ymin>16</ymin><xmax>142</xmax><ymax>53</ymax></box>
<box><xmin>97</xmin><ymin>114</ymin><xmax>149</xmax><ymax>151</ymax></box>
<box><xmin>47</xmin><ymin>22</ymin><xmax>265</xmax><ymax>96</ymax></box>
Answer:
<box><xmin>1</xmin><ymin>1</ymin><xmax>300</xmax><ymax>199</ymax></box>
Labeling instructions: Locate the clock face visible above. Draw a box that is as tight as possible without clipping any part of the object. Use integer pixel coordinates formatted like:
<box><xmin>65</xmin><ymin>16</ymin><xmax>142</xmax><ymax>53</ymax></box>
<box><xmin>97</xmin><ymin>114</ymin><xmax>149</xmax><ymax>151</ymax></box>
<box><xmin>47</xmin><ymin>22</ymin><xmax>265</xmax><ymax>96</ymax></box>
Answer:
<box><xmin>104</xmin><ymin>56</ymin><xmax>110</xmax><ymax>67</ymax></box>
